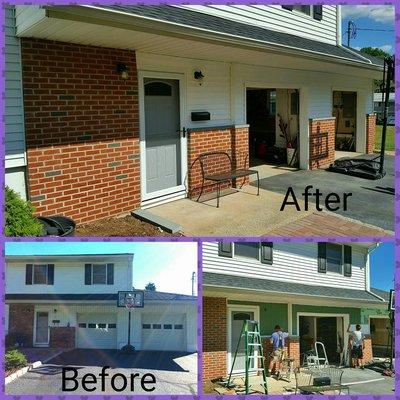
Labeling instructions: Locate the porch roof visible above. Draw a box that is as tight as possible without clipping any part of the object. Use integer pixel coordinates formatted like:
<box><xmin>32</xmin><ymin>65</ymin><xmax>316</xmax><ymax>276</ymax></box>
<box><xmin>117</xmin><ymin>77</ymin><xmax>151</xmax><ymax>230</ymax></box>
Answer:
<box><xmin>203</xmin><ymin>272</ymin><xmax>386</xmax><ymax>303</ymax></box>
<box><xmin>5</xmin><ymin>291</ymin><xmax>196</xmax><ymax>302</ymax></box>
<box><xmin>98</xmin><ymin>5</ymin><xmax>383</xmax><ymax>68</ymax></box>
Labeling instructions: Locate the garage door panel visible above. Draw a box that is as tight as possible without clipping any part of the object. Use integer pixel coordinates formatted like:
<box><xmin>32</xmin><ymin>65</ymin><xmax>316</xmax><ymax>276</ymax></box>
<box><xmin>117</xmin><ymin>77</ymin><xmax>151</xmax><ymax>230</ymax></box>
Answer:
<box><xmin>77</xmin><ymin>313</ymin><xmax>117</xmax><ymax>349</ymax></box>
<box><xmin>142</xmin><ymin>314</ymin><xmax>185</xmax><ymax>351</ymax></box>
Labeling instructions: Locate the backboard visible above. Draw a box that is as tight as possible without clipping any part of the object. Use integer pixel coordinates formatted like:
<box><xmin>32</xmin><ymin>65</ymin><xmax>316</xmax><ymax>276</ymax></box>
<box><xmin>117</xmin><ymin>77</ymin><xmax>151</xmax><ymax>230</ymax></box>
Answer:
<box><xmin>117</xmin><ymin>290</ymin><xmax>144</xmax><ymax>308</ymax></box>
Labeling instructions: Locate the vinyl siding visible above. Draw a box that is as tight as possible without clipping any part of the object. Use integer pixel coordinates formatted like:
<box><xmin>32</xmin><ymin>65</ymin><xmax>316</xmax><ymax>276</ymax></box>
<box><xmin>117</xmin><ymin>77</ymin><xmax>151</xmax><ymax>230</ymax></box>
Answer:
<box><xmin>203</xmin><ymin>242</ymin><xmax>367</xmax><ymax>291</ymax></box>
<box><xmin>5</xmin><ymin>6</ymin><xmax>26</xmax><ymax>169</ymax></box>
<box><xmin>178</xmin><ymin>5</ymin><xmax>339</xmax><ymax>45</ymax></box>
<box><xmin>6</xmin><ymin>260</ymin><xmax>132</xmax><ymax>294</ymax></box>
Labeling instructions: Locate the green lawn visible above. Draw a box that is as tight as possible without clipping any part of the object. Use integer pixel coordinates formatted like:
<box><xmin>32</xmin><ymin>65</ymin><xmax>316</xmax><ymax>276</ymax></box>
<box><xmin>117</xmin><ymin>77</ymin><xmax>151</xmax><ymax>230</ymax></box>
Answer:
<box><xmin>375</xmin><ymin>124</ymin><xmax>395</xmax><ymax>151</ymax></box>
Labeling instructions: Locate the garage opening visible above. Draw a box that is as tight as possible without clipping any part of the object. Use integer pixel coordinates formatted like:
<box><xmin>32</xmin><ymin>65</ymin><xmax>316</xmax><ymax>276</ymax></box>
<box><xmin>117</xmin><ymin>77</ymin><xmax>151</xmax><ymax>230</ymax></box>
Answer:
<box><xmin>299</xmin><ymin>316</ymin><xmax>344</xmax><ymax>366</ymax></box>
<box><xmin>141</xmin><ymin>314</ymin><xmax>186</xmax><ymax>351</ymax></box>
<box><xmin>370</xmin><ymin>317</ymin><xmax>391</xmax><ymax>357</ymax></box>
<box><xmin>246</xmin><ymin>88</ymin><xmax>300</xmax><ymax>178</ymax></box>
<box><xmin>77</xmin><ymin>313</ymin><xmax>117</xmax><ymax>349</ymax></box>
<box><xmin>332</xmin><ymin>91</ymin><xmax>357</xmax><ymax>154</ymax></box>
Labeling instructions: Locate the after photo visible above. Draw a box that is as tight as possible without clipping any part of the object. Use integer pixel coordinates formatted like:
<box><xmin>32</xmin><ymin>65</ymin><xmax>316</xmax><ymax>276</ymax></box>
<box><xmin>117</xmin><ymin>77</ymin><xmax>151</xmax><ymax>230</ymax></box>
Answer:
<box><xmin>4</xmin><ymin>241</ymin><xmax>198</xmax><ymax>395</ymax></box>
<box><xmin>202</xmin><ymin>241</ymin><xmax>394</xmax><ymax>395</ymax></box>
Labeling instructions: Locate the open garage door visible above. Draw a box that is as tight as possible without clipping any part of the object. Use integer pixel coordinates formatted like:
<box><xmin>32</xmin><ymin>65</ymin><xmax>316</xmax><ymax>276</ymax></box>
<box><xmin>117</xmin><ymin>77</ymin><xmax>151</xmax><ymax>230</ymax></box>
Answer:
<box><xmin>77</xmin><ymin>313</ymin><xmax>117</xmax><ymax>349</ymax></box>
<box><xmin>141</xmin><ymin>314</ymin><xmax>186</xmax><ymax>351</ymax></box>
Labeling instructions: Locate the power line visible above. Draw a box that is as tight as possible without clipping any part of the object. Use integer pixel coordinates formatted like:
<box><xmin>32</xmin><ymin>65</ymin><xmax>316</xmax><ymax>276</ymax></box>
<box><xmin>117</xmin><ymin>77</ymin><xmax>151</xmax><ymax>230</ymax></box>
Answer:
<box><xmin>345</xmin><ymin>20</ymin><xmax>394</xmax><ymax>46</ymax></box>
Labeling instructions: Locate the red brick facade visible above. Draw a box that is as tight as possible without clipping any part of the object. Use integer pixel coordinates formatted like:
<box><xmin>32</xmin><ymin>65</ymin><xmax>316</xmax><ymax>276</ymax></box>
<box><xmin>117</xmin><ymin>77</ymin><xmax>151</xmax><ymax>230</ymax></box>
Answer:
<box><xmin>203</xmin><ymin>297</ymin><xmax>227</xmax><ymax>381</ymax></box>
<box><xmin>8</xmin><ymin>304</ymin><xmax>35</xmax><ymax>347</ymax></box>
<box><xmin>187</xmin><ymin>126</ymin><xmax>249</xmax><ymax>198</ymax></box>
<box><xmin>22</xmin><ymin>39</ymin><xmax>140</xmax><ymax>223</ymax></box>
<box><xmin>309</xmin><ymin>117</ymin><xmax>336</xmax><ymax>170</ymax></box>
<box><xmin>362</xmin><ymin>336</ymin><xmax>373</xmax><ymax>363</ymax></box>
<box><xmin>50</xmin><ymin>327</ymin><xmax>76</xmax><ymax>348</ymax></box>
<box><xmin>365</xmin><ymin>113</ymin><xmax>377</xmax><ymax>154</ymax></box>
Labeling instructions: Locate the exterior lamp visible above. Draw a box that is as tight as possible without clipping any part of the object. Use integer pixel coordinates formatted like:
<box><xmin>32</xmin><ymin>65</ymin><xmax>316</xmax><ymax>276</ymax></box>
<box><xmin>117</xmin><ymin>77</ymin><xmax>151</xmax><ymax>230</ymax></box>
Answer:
<box><xmin>194</xmin><ymin>70</ymin><xmax>204</xmax><ymax>80</ymax></box>
<box><xmin>116</xmin><ymin>63</ymin><xmax>129</xmax><ymax>80</ymax></box>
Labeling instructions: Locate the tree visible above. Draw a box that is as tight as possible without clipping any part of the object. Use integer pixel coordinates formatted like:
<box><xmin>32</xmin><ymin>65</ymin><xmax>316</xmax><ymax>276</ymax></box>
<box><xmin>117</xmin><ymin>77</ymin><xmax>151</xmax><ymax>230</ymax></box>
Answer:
<box><xmin>145</xmin><ymin>282</ymin><xmax>156</xmax><ymax>291</ymax></box>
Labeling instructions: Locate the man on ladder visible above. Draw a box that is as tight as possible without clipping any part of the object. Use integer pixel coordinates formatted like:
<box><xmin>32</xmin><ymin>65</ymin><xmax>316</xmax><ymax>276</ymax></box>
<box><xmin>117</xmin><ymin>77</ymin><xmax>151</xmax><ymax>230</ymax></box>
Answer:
<box><xmin>267</xmin><ymin>325</ymin><xmax>289</xmax><ymax>379</ymax></box>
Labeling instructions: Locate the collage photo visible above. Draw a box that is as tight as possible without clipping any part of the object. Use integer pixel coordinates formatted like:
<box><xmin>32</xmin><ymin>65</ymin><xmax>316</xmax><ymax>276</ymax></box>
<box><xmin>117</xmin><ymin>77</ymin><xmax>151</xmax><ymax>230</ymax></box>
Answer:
<box><xmin>3</xmin><ymin>1</ymin><xmax>397</xmax><ymax>397</ymax></box>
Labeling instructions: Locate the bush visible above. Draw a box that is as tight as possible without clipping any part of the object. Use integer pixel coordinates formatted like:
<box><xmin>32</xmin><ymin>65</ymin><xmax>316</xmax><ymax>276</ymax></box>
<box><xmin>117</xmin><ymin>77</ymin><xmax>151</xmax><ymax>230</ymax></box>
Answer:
<box><xmin>5</xmin><ymin>349</ymin><xmax>28</xmax><ymax>372</ymax></box>
<box><xmin>5</xmin><ymin>186</ymin><xmax>43</xmax><ymax>236</ymax></box>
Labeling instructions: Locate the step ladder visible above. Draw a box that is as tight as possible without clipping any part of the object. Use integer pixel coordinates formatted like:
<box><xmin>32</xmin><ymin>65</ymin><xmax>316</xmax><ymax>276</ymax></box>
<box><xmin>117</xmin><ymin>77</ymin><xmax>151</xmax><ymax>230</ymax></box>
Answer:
<box><xmin>226</xmin><ymin>319</ymin><xmax>268</xmax><ymax>394</ymax></box>
<box><xmin>307</xmin><ymin>341</ymin><xmax>329</xmax><ymax>369</ymax></box>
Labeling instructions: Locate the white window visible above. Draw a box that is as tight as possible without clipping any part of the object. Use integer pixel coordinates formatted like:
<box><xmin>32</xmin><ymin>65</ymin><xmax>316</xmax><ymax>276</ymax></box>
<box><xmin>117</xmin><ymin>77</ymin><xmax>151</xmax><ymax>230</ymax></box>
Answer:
<box><xmin>92</xmin><ymin>264</ymin><xmax>107</xmax><ymax>284</ymax></box>
<box><xmin>326</xmin><ymin>244</ymin><xmax>343</xmax><ymax>274</ymax></box>
<box><xmin>293</xmin><ymin>5</ymin><xmax>311</xmax><ymax>15</ymax></box>
<box><xmin>33</xmin><ymin>265</ymin><xmax>47</xmax><ymax>284</ymax></box>
<box><xmin>234</xmin><ymin>242</ymin><xmax>260</xmax><ymax>260</ymax></box>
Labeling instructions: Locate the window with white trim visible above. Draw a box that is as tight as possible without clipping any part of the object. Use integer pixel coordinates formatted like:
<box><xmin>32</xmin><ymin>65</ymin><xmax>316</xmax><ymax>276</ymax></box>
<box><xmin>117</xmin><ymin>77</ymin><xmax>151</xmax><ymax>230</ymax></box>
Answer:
<box><xmin>92</xmin><ymin>264</ymin><xmax>107</xmax><ymax>284</ymax></box>
<box><xmin>234</xmin><ymin>242</ymin><xmax>260</xmax><ymax>261</ymax></box>
<box><xmin>326</xmin><ymin>243</ymin><xmax>343</xmax><ymax>274</ymax></box>
<box><xmin>293</xmin><ymin>5</ymin><xmax>311</xmax><ymax>16</ymax></box>
<box><xmin>33</xmin><ymin>264</ymin><xmax>48</xmax><ymax>284</ymax></box>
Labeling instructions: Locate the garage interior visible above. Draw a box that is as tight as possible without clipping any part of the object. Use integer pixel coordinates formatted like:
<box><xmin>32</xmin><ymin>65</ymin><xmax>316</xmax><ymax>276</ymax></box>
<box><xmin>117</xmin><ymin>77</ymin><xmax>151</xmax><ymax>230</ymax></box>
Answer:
<box><xmin>246</xmin><ymin>88</ymin><xmax>300</xmax><ymax>170</ymax></box>
<box><xmin>332</xmin><ymin>91</ymin><xmax>357</xmax><ymax>152</ymax></box>
<box><xmin>299</xmin><ymin>316</ymin><xmax>344</xmax><ymax>366</ymax></box>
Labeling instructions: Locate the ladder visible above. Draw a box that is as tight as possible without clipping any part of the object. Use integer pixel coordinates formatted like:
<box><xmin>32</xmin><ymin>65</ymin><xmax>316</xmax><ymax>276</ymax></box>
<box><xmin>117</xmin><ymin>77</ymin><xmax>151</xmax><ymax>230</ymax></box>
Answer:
<box><xmin>226</xmin><ymin>320</ymin><xmax>268</xmax><ymax>394</ymax></box>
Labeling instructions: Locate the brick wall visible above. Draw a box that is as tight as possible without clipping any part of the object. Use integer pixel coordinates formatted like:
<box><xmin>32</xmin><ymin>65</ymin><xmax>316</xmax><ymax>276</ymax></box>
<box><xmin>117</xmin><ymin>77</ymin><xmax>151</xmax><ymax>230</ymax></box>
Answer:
<box><xmin>49</xmin><ymin>327</ymin><xmax>76</xmax><ymax>348</ymax></box>
<box><xmin>309</xmin><ymin>118</ymin><xmax>335</xmax><ymax>170</ymax></box>
<box><xmin>22</xmin><ymin>39</ymin><xmax>140</xmax><ymax>223</ymax></box>
<box><xmin>262</xmin><ymin>336</ymin><xmax>300</xmax><ymax>370</ymax></box>
<box><xmin>203</xmin><ymin>297</ymin><xmax>227</xmax><ymax>381</ymax></box>
<box><xmin>8</xmin><ymin>304</ymin><xmax>35</xmax><ymax>347</ymax></box>
<box><xmin>187</xmin><ymin>126</ymin><xmax>249</xmax><ymax>198</ymax></box>
<box><xmin>365</xmin><ymin>113</ymin><xmax>376</xmax><ymax>154</ymax></box>
<box><xmin>362</xmin><ymin>336</ymin><xmax>373</xmax><ymax>363</ymax></box>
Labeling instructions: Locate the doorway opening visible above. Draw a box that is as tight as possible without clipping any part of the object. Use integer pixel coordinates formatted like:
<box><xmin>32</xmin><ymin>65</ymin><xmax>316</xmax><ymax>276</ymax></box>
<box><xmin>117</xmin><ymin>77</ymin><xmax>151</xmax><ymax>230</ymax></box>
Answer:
<box><xmin>299</xmin><ymin>315</ymin><xmax>344</xmax><ymax>366</ymax></box>
<box><xmin>370</xmin><ymin>317</ymin><xmax>391</xmax><ymax>357</ymax></box>
<box><xmin>332</xmin><ymin>91</ymin><xmax>357</xmax><ymax>154</ymax></box>
<box><xmin>246</xmin><ymin>88</ymin><xmax>300</xmax><ymax>177</ymax></box>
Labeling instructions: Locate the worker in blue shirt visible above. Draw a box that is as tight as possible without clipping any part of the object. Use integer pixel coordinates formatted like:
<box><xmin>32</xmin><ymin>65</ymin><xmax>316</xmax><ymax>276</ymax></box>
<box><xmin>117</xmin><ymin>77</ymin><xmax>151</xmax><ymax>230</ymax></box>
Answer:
<box><xmin>267</xmin><ymin>325</ymin><xmax>289</xmax><ymax>378</ymax></box>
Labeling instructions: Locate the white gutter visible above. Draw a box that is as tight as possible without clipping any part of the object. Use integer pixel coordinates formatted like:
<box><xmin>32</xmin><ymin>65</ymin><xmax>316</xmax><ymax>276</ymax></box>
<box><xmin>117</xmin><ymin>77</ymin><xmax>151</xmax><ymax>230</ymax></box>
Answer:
<box><xmin>43</xmin><ymin>5</ymin><xmax>382</xmax><ymax>71</ymax></box>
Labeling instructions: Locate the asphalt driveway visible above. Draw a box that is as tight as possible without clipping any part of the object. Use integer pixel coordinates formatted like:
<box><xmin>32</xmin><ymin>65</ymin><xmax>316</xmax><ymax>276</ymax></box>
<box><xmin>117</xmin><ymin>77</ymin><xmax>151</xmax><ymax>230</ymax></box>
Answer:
<box><xmin>6</xmin><ymin>349</ymin><xmax>197</xmax><ymax>395</ymax></box>
<box><xmin>255</xmin><ymin>154</ymin><xmax>394</xmax><ymax>231</ymax></box>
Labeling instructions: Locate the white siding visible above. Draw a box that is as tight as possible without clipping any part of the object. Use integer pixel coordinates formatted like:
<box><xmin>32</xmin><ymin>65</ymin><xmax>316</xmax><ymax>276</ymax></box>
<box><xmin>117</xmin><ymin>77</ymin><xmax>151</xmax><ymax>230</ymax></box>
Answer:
<box><xmin>178</xmin><ymin>5</ymin><xmax>339</xmax><ymax>45</ymax></box>
<box><xmin>137</xmin><ymin>52</ymin><xmax>231</xmax><ymax>128</ymax></box>
<box><xmin>6</xmin><ymin>260</ymin><xmax>132</xmax><ymax>294</ymax></box>
<box><xmin>203</xmin><ymin>242</ymin><xmax>367</xmax><ymax>291</ymax></box>
<box><xmin>5</xmin><ymin>6</ymin><xmax>26</xmax><ymax>170</ymax></box>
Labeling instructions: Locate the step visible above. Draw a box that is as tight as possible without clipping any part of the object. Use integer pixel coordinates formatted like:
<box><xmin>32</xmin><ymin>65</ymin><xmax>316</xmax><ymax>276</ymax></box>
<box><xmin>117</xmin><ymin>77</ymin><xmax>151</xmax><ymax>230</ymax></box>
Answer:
<box><xmin>131</xmin><ymin>209</ymin><xmax>182</xmax><ymax>233</ymax></box>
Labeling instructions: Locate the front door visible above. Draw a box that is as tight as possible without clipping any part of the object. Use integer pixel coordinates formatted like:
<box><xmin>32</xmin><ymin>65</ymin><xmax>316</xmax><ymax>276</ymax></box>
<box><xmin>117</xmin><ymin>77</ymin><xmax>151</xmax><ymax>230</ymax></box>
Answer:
<box><xmin>230</xmin><ymin>310</ymin><xmax>256</xmax><ymax>373</ymax></box>
<box><xmin>35</xmin><ymin>312</ymin><xmax>49</xmax><ymax>346</ymax></box>
<box><xmin>144</xmin><ymin>78</ymin><xmax>182</xmax><ymax>198</ymax></box>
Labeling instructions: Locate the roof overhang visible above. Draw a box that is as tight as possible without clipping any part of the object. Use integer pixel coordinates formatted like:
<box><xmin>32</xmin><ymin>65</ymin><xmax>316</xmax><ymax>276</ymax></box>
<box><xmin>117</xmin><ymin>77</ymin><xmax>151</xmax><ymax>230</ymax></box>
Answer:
<box><xmin>17</xmin><ymin>5</ymin><xmax>382</xmax><ymax>77</ymax></box>
<box><xmin>6</xmin><ymin>254</ymin><xmax>134</xmax><ymax>263</ymax></box>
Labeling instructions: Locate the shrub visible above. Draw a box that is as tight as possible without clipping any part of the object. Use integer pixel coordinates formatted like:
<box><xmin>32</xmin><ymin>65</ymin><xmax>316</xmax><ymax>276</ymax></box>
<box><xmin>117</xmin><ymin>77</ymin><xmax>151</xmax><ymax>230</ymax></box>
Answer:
<box><xmin>5</xmin><ymin>349</ymin><xmax>28</xmax><ymax>372</ymax></box>
<box><xmin>5</xmin><ymin>186</ymin><xmax>43</xmax><ymax>236</ymax></box>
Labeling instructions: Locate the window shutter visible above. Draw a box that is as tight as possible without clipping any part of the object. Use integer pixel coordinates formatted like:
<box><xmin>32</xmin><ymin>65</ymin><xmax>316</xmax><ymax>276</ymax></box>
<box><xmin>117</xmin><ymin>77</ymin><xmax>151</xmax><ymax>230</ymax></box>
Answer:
<box><xmin>318</xmin><ymin>243</ymin><xmax>327</xmax><ymax>273</ymax></box>
<box><xmin>26</xmin><ymin>264</ymin><xmax>33</xmax><ymax>285</ymax></box>
<box><xmin>282</xmin><ymin>5</ymin><xmax>294</xmax><ymax>11</ymax></box>
<box><xmin>218</xmin><ymin>242</ymin><xmax>233</xmax><ymax>258</ymax></box>
<box><xmin>47</xmin><ymin>264</ymin><xmax>54</xmax><ymax>285</ymax></box>
<box><xmin>85</xmin><ymin>264</ymin><xmax>92</xmax><ymax>285</ymax></box>
<box><xmin>313</xmin><ymin>5</ymin><xmax>323</xmax><ymax>20</ymax></box>
<box><xmin>344</xmin><ymin>246</ymin><xmax>352</xmax><ymax>277</ymax></box>
<box><xmin>107</xmin><ymin>263</ymin><xmax>114</xmax><ymax>285</ymax></box>
<box><xmin>261</xmin><ymin>242</ymin><xmax>273</xmax><ymax>264</ymax></box>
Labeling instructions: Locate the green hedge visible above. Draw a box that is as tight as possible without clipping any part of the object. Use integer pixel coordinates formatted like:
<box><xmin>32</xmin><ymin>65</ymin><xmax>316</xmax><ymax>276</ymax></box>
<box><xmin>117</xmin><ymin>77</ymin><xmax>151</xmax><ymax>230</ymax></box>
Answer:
<box><xmin>5</xmin><ymin>349</ymin><xmax>28</xmax><ymax>372</ymax></box>
<box><xmin>5</xmin><ymin>186</ymin><xmax>43</xmax><ymax>236</ymax></box>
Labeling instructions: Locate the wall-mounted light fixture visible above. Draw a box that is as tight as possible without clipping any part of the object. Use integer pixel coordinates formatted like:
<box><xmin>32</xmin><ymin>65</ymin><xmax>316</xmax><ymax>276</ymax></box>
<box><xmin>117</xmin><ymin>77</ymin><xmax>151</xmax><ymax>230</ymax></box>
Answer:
<box><xmin>116</xmin><ymin>62</ymin><xmax>129</xmax><ymax>80</ymax></box>
<box><xmin>194</xmin><ymin>70</ymin><xmax>204</xmax><ymax>80</ymax></box>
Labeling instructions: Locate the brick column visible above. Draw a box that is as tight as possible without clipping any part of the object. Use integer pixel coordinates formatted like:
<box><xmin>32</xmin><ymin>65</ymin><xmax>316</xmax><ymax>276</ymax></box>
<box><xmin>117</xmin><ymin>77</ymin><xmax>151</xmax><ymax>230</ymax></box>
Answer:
<box><xmin>309</xmin><ymin>117</ymin><xmax>335</xmax><ymax>170</ymax></box>
<box><xmin>187</xmin><ymin>125</ymin><xmax>249</xmax><ymax>198</ymax></box>
<box><xmin>363</xmin><ymin>336</ymin><xmax>373</xmax><ymax>363</ymax></box>
<box><xmin>365</xmin><ymin>113</ymin><xmax>376</xmax><ymax>154</ymax></box>
<box><xmin>203</xmin><ymin>297</ymin><xmax>227</xmax><ymax>381</ymax></box>
<box><xmin>22</xmin><ymin>39</ymin><xmax>140</xmax><ymax>223</ymax></box>
<box><xmin>50</xmin><ymin>327</ymin><xmax>76</xmax><ymax>348</ymax></box>
<box><xmin>262</xmin><ymin>336</ymin><xmax>300</xmax><ymax>371</ymax></box>
<box><xmin>8</xmin><ymin>304</ymin><xmax>35</xmax><ymax>347</ymax></box>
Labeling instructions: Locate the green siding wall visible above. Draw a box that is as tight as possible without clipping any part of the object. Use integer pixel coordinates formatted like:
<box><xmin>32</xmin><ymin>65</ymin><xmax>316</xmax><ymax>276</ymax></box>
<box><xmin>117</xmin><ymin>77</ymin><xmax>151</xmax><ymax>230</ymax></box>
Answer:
<box><xmin>361</xmin><ymin>307</ymin><xmax>390</xmax><ymax>324</ymax></box>
<box><xmin>228</xmin><ymin>300</ymin><xmax>287</xmax><ymax>335</ymax></box>
<box><xmin>292</xmin><ymin>305</ymin><xmax>361</xmax><ymax>335</ymax></box>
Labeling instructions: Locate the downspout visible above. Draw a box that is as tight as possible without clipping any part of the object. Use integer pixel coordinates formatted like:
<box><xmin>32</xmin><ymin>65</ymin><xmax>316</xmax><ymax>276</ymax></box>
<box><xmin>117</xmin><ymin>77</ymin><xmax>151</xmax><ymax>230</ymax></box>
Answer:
<box><xmin>364</xmin><ymin>244</ymin><xmax>386</xmax><ymax>301</ymax></box>
<box><xmin>336</xmin><ymin>5</ymin><xmax>342</xmax><ymax>46</ymax></box>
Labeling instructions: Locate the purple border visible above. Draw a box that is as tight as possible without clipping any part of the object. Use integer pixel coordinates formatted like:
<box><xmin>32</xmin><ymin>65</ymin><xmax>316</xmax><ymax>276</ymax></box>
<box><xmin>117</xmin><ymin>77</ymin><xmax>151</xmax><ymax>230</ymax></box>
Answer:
<box><xmin>2</xmin><ymin>0</ymin><xmax>398</xmax><ymax>398</ymax></box>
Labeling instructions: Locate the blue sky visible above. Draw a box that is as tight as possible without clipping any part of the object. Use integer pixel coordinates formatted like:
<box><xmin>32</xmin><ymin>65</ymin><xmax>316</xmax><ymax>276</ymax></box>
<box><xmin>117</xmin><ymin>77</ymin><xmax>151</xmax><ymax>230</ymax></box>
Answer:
<box><xmin>341</xmin><ymin>5</ymin><xmax>394</xmax><ymax>54</ymax></box>
<box><xmin>5</xmin><ymin>242</ymin><xmax>198</xmax><ymax>295</ymax></box>
<box><xmin>370</xmin><ymin>242</ymin><xmax>394</xmax><ymax>291</ymax></box>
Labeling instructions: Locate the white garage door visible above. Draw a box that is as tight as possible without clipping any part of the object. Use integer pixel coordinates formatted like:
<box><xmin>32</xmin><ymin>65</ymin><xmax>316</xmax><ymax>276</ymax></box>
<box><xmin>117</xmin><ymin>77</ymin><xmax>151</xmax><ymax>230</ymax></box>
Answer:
<box><xmin>77</xmin><ymin>313</ymin><xmax>117</xmax><ymax>349</ymax></box>
<box><xmin>141</xmin><ymin>314</ymin><xmax>186</xmax><ymax>351</ymax></box>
